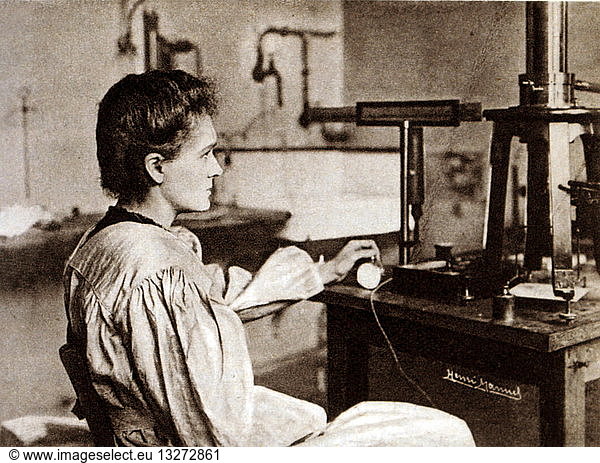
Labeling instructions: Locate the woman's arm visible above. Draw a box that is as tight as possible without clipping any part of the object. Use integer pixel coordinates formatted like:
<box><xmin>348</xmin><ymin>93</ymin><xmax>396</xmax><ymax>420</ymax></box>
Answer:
<box><xmin>227</xmin><ymin>240</ymin><xmax>381</xmax><ymax>322</ymax></box>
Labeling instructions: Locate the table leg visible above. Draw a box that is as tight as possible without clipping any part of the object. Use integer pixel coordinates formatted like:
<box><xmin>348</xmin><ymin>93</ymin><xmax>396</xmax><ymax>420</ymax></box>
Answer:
<box><xmin>524</xmin><ymin>129</ymin><xmax>552</xmax><ymax>270</ymax></box>
<box><xmin>326</xmin><ymin>304</ymin><xmax>369</xmax><ymax>419</ymax></box>
<box><xmin>547</xmin><ymin>123</ymin><xmax>575</xmax><ymax>293</ymax></box>
<box><xmin>484</xmin><ymin>122</ymin><xmax>514</xmax><ymax>269</ymax></box>
<box><xmin>539</xmin><ymin>348</ymin><xmax>587</xmax><ymax>446</ymax></box>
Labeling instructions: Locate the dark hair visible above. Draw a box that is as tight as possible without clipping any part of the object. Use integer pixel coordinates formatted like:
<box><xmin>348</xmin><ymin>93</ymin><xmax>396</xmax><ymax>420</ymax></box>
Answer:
<box><xmin>96</xmin><ymin>70</ymin><xmax>218</xmax><ymax>203</ymax></box>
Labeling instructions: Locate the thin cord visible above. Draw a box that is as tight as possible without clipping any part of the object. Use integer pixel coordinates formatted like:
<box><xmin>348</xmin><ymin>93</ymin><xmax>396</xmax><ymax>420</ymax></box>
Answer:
<box><xmin>369</xmin><ymin>278</ymin><xmax>437</xmax><ymax>409</ymax></box>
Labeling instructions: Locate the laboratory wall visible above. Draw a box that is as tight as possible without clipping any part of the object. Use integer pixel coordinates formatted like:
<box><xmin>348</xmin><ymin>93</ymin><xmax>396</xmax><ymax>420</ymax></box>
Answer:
<box><xmin>0</xmin><ymin>0</ymin><xmax>345</xmax><ymax>224</ymax></box>
<box><xmin>0</xmin><ymin>1</ymin><xmax>120</xmax><ymax>213</ymax></box>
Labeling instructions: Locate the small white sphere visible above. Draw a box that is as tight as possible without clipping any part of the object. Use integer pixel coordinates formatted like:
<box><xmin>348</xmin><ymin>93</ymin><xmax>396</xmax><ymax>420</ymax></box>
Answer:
<box><xmin>357</xmin><ymin>262</ymin><xmax>382</xmax><ymax>289</ymax></box>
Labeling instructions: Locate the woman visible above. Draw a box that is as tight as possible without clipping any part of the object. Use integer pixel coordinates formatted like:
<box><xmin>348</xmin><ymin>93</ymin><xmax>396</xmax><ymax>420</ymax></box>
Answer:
<box><xmin>63</xmin><ymin>70</ymin><xmax>474</xmax><ymax>446</ymax></box>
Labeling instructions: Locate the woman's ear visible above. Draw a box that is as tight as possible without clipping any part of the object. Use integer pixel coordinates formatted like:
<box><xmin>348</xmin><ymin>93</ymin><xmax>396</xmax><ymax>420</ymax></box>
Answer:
<box><xmin>144</xmin><ymin>152</ymin><xmax>165</xmax><ymax>184</ymax></box>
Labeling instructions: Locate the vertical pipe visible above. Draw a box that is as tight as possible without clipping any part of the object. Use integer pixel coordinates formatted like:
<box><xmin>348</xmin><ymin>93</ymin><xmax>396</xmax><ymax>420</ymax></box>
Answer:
<box><xmin>143</xmin><ymin>11</ymin><xmax>158</xmax><ymax>71</ymax></box>
<box><xmin>561</xmin><ymin>2</ymin><xmax>568</xmax><ymax>73</ymax></box>
<box><xmin>21</xmin><ymin>91</ymin><xmax>31</xmax><ymax>201</ymax></box>
<box><xmin>521</xmin><ymin>1</ymin><xmax>573</xmax><ymax>107</ymax></box>
<box><xmin>525</xmin><ymin>2</ymin><xmax>547</xmax><ymax>76</ymax></box>
<box><xmin>526</xmin><ymin>1</ymin><xmax>568</xmax><ymax>76</ymax></box>
<box><xmin>300</xmin><ymin>35</ymin><xmax>310</xmax><ymax>118</ymax></box>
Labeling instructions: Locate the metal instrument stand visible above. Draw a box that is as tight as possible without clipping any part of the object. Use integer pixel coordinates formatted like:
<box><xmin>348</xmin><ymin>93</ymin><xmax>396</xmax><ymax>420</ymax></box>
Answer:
<box><xmin>483</xmin><ymin>2</ymin><xmax>600</xmax><ymax>311</ymax></box>
<box><xmin>483</xmin><ymin>107</ymin><xmax>600</xmax><ymax>305</ymax></box>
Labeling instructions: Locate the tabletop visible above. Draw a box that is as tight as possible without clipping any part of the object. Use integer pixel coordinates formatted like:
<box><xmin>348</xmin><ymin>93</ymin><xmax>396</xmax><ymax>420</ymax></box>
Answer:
<box><xmin>314</xmin><ymin>266</ymin><xmax>600</xmax><ymax>353</ymax></box>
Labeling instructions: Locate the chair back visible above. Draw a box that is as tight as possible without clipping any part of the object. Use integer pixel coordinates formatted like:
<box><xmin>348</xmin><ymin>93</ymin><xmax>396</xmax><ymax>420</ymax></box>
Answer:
<box><xmin>59</xmin><ymin>343</ymin><xmax>115</xmax><ymax>446</ymax></box>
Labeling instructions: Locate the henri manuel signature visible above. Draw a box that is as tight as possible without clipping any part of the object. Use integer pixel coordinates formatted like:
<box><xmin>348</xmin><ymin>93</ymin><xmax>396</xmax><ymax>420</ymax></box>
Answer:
<box><xmin>443</xmin><ymin>368</ymin><xmax>522</xmax><ymax>401</ymax></box>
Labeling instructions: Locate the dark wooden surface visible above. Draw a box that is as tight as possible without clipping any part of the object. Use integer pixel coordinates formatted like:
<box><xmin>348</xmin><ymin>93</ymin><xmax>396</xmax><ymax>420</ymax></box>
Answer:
<box><xmin>175</xmin><ymin>206</ymin><xmax>290</xmax><ymax>230</ymax></box>
<box><xmin>314</xmin><ymin>274</ymin><xmax>600</xmax><ymax>352</ymax></box>
<box><xmin>318</xmin><ymin>276</ymin><xmax>600</xmax><ymax>446</ymax></box>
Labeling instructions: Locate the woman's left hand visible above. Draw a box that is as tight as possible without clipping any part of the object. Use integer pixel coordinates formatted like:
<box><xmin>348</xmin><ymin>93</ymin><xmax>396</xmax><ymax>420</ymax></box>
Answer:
<box><xmin>318</xmin><ymin>239</ymin><xmax>381</xmax><ymax>285</ymax></box>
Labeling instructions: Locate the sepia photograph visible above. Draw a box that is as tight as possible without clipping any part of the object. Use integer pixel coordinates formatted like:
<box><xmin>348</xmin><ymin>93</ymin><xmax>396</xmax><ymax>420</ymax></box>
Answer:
<box><xmin>1</xmin><ymin>0</ymin><xmax>600</xmax><ymax>449</ymax></box>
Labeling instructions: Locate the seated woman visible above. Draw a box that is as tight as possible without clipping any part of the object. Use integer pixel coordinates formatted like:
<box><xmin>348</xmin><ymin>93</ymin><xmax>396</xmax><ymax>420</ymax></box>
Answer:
<box><xmin>63</xmin><ymin>69</ymin><xmax>475</xmax><ymax>447</ymax></box>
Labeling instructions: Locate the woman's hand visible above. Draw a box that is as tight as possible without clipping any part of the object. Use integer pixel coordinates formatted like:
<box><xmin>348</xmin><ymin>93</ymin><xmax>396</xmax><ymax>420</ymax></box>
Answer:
<box><xmin>318</xmin><ymin>239</ymin><xmax>381</xmax><ymax>285</ymax></box>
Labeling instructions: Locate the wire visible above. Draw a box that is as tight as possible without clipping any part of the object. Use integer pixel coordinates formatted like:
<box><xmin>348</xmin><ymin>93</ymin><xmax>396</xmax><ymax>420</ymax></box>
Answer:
<box><xmin>368</xmin><ymin>277</ymin><xmax>437</xmax><ymax>409</ymax></box>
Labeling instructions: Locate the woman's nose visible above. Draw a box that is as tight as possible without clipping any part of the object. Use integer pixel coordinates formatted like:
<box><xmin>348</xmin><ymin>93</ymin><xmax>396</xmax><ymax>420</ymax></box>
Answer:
<box><xmin>208</xmin><ymin>152</ymin><xmax>223</xmax><ymax>178</ymax></box>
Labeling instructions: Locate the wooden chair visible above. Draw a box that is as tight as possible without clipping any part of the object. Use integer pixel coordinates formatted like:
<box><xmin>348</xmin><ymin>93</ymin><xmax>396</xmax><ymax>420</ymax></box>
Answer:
<box><xmin>59</xmin><ymin>343</ymin><xmax>115</xmax><ymax>446</ymax></box>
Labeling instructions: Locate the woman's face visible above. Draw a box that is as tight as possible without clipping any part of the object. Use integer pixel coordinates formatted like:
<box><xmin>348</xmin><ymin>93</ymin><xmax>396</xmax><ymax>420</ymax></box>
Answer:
<box><xmin>159</xmin><ymin>115</ymin><xmax>223</xmax><ymax>213</ymax></box>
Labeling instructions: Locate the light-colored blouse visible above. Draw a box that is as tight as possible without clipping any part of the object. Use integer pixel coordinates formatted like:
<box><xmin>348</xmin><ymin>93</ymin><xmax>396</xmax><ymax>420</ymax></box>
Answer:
<box><xmin>64</xmin><ymin>222</ymin><xmax>326</xmax><ymax>446</ymax></box>
<box><xmin>64</xmin><ymin>221</ymin><xmax>476</xmax><ymax>447</ymax></box>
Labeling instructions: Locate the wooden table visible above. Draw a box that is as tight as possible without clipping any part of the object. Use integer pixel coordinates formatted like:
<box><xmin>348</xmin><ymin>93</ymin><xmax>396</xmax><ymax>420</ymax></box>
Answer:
<box><xmin>314</xmin><ymin>275</ymin><xmax>600</xmax><ymax>446</ymax></box>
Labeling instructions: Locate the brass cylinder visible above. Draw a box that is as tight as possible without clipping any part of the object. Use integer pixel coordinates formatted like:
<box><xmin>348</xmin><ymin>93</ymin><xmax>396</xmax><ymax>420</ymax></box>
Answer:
<box><xmin>492</xmin><ymin>292</ymin><xmax>515</xmax><ymax>323</ymax></box>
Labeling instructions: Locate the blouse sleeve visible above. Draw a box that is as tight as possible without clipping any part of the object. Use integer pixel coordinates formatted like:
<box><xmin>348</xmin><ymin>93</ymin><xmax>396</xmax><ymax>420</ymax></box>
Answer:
<box><xmin>125</xmin><ymin>267</ymin><xmax>255</xmax><ymax>446</ymax></box>
<box><xmin>224</xmin><ymin>246</ymin><xmax>325</xmax><ymax>318</ymax></box>
<box><xmin>168</xmin><ymin>227</ymin><xmax>324</xmax><ymax>321</ymax></box>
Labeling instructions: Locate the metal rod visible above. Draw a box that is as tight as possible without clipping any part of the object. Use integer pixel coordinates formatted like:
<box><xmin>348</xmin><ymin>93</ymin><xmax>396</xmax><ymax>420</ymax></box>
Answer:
<box><xmin>408</xmin><ymin>126</ymin><xmax>424</xmax><ymax>243</ymax></box>
<box><xmin>399</xmin><ymin>121</ymin><xmax>410</xmax><ymax>266</ymax></box>
<box><xmin>302</xmin><ymin>102</ymin><xmax>481</xmax><ymax>127</ymax></box>
<box><xmin>574</xmin><ymin>80</ymin><xmax>600</xmax><ymax>94</ymax></box>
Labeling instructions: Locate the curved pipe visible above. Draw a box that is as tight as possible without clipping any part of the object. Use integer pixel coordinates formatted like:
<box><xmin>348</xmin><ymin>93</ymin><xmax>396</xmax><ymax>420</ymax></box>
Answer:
<box><xmin>117</xmin><ymin>0</ymin><xmax>149</xmax><ymax>55</ymax></box>
<box><xmin>252</xmin><ymin>47</ymin><xmax>283</xmax><ymax>106</ymax></box>
<box><xmin>252</xmin><ymin>27</ymin><xmax>336</xmax><ymax>114</ymax></box>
